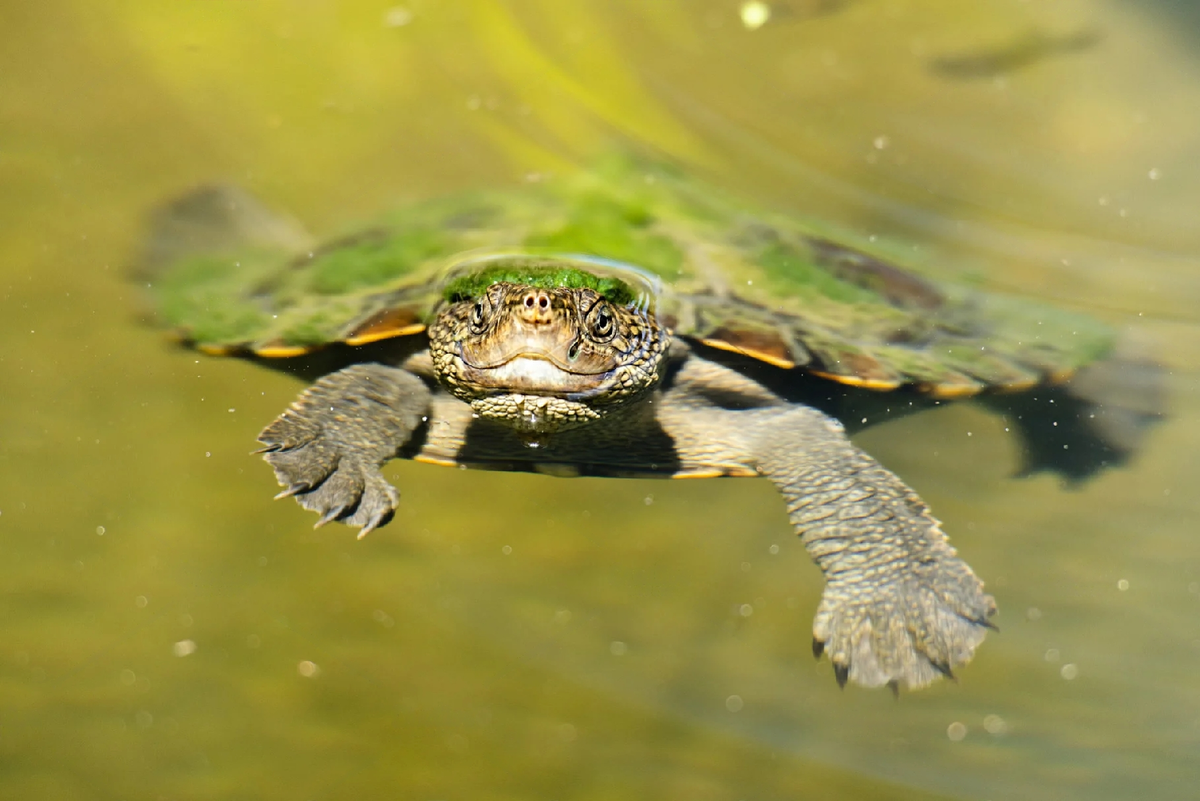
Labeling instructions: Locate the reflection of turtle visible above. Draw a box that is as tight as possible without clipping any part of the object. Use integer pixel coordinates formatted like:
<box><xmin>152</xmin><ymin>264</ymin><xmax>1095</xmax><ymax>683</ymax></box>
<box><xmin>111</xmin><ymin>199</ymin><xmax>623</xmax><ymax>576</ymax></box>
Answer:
<box><xmin>138</xmin><ymin>156</ymin><xmax>1159</xmax><ymax>691</ymax></box>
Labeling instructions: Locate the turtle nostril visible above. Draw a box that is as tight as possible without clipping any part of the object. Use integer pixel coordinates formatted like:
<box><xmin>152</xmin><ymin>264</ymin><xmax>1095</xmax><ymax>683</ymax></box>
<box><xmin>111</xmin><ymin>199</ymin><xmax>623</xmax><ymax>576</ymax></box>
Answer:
<box><xmin>522</xmin><ymin>291</ymin><xmax>552</xmax><ymax>316</ymax></box>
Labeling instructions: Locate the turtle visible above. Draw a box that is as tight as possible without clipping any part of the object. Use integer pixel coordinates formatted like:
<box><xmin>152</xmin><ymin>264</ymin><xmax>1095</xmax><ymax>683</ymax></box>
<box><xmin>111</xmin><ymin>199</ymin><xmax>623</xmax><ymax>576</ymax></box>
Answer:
<box><xmin>136</xmin><ymin>154</ymin><xmax>1161</xmax><ymax>692</ymax></box>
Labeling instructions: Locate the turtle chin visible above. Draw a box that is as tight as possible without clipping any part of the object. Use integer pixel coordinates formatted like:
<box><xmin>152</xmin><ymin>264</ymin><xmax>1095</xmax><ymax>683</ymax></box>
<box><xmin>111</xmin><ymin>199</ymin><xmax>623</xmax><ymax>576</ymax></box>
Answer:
<box><xmin>470</xmin><ymin>393</ymin><xmax>603</xmax><ymax>434</ymax></box>
<box><xmin>463</xmin><ymin>357</ymin><xmax>615</xmax><ymax>434</ymax></box>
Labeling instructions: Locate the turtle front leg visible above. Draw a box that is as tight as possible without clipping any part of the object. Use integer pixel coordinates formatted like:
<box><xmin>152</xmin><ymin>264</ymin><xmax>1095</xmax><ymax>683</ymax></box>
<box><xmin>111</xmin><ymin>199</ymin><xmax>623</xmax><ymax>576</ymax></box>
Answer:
<box><xmin>256</xmin><ymin>363</ymin><xmax>431</xmax><ymax>537</ymax></box>
<box><xmin>755</xmin><ymin>407</ymin><xmax>996</xmax><ymax>690</ymax></box>
<box><xmin>659</xmin><ymin>355</ymin><xmax>995</xmax><ymax>690</ymax></box>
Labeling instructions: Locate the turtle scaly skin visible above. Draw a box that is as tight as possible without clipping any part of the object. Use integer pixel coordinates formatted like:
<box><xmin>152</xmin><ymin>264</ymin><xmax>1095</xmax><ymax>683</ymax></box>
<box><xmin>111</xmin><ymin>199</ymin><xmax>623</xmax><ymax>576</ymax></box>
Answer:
<box><xmin>429</xmin><ymin>281</ymin><xmax>668</xmax><ymax>432</ymax></box>
<box><xmin>256</xmin><ymin>268</ymin><xmax>993</xmax><ymax>690</ymax></box>
<box><xmin>139</xmin><ymin>158</ymin><xmax>1162</xmax><ymax>691</ymax></box>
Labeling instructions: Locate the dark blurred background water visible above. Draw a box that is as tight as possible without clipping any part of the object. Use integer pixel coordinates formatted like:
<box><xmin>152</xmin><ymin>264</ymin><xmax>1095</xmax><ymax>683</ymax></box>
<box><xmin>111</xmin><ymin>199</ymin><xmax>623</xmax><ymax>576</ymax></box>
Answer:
<box><xmin>1143</xmin><ymin>0</ymin><xmax>1200</xmax><ymax>34</ymax></box>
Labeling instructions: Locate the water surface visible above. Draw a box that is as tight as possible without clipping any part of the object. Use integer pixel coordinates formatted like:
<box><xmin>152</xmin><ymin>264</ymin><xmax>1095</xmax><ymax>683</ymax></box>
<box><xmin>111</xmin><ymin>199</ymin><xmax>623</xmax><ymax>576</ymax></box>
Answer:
<box><xmin>2</xmin><ymin>1</ymin><xmax>1197</xmax><ymax>799</ymax></box>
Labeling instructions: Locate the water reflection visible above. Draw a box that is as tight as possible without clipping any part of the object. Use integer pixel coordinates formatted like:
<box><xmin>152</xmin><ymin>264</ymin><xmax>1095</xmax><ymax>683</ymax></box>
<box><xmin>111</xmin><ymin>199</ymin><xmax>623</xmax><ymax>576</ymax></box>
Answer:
<box><xmin>930</xmin><ymin>28</ymin><xmax>1103</xmax><ymax>79</ymax></box>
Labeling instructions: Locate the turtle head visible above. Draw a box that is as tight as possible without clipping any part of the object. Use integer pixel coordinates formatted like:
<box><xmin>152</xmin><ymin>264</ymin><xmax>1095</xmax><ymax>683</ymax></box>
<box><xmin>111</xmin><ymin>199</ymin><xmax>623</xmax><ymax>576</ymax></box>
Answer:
<box><xmin>429</xmin><ymin>260</ymin><xmax>668</xmax><ymax>433</ymax></box>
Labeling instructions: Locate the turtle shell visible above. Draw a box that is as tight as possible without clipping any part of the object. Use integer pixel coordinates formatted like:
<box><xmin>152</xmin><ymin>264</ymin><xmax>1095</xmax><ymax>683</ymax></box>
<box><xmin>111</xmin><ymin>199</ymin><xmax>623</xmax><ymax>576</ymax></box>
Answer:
<box><xmin>145</xmin><ymin>155</ymin><xmax>1114</xmax><ymax>398</ymax></box>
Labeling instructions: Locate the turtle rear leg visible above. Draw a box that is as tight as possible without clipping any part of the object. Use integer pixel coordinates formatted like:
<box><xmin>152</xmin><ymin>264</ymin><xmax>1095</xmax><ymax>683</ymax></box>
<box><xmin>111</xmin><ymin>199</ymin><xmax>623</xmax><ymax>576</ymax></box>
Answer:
<box><xmin>134</xmin><ymin>184</ymin><xmax>311</xmax><ymax>279</ymax></box>
<box><xmin>257</xmin><ymin>363</ymin><xmax>432</xmax><ymax>537</ymax></box>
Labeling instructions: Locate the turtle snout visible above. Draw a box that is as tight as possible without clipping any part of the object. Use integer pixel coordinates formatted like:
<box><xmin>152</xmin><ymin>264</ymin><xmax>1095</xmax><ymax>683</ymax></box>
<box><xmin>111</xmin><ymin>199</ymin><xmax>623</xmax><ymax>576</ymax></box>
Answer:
<box><xmin>518</xmin><ymin>290</ymin><xmax>555</xmax><ymax>325</ymax></box>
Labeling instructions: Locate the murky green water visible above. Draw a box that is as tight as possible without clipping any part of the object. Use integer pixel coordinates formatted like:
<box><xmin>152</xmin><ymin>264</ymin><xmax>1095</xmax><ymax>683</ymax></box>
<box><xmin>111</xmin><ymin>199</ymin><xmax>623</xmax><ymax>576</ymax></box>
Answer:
<box><xmin>3</xmin><ymin>1</ymin><xmax>1198</xmax><ymax>799</ymax></box>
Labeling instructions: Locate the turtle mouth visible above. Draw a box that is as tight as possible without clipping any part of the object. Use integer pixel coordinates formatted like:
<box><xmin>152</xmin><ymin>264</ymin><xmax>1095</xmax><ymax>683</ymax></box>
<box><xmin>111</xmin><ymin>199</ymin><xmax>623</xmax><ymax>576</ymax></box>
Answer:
<box><xmin>457</xmin><ymin>345</ymin><xmax>616</xmax><ymax>396</ymax></box>
<box><xmin>460</xmin><ymin>343</ymin><xmax>611</xmax><ymax>376</ymax></box>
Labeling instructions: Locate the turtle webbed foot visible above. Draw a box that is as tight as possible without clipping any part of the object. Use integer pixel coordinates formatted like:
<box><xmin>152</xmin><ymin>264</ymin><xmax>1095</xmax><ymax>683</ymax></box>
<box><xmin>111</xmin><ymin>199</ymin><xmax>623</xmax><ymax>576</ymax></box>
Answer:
<box><xmin>254</xmin><ymin>364</ymin><xmax>429</xmax><ymax>537</ymax></box>
<box><xmin>258</xmin><ymin>419</ymin><xmax>400</xmax><ymax>537</ymax></box>
<box><xmin>811</xmin><ymin>558</ymin><xmax>996</xmax><ymax>690</ymax></box>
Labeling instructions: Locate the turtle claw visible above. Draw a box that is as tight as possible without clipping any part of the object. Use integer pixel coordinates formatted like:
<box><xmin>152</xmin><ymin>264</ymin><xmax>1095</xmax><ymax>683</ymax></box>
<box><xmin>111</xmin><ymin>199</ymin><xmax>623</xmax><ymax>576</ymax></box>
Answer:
<box><xmin>356</xmin><ymin>510</ymin><xmax>390</xmax><ymax>540</ymax></box>
<box><xmin>314</xmin><ymin>505</ymin><xmax>347</xmax><ymax>529</ymax></box>
<box><xmin>810</xmin><ymin>560</ymin><xmax>995</xmax><ymax>690</ymax></box>
<box><xmin>256</xmin><ymin>413</ymin><xmax>317</xmax><ymax>456</ymax></box>
<box><xmin>930</xmin><ymin>660</ymin><xmax>957</xmax><ymax>682</ymax></box>
<box><xmin>253</xmin><ymin>364</ymin><xmax>427</xmax><ymax>536</ymax></box>
<box><xmin>347</xmin><ymin>479</ymin><xmax>399</xmax><ymax>538</ymax></box>
<box><xmin>274</xmin><ymin>482</ymin><xmax>310</xmax><ymax>500</ymax></box>
<box><xmin>276</xmin><ymin>454</ymin><xmax>400</xmax><ymax>537</ymax></box>
<box><xmin>833</xmin><ymin>663</ymin><xmax>850</xmax><ymax>689</ymax></box>
<box><xmin>354</xmin><ymin>493</ymin><xmax>399</xmax><ymax>539</ymax></box>
<box><xmin>259</xmin><ymin>404</ymin><xmax>401</xmax><ymax>537</ymax></box>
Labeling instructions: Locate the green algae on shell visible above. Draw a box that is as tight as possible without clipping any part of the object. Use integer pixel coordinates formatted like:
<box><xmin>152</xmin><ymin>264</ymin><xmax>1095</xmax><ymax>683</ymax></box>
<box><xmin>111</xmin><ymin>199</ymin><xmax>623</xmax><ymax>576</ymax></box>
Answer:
<box><xmin>142</xmin><ymin>155</ymin><xmax>1116</xmax><ymax>394</ymax></box>
<box><xmin>439</xmin><ymin>253</ymin><xmax>662</xmax><ymax>310</ymax></box>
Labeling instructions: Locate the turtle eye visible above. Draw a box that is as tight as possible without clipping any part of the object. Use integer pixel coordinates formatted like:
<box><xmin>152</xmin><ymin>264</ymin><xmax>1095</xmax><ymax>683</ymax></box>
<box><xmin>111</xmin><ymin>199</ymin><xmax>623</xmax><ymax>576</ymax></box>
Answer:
<box><xmin>587</xmin><ymin>301</ymin><xmax>616</xmax><ymax>342</ymax></box>
<box><xmin>469</xmin><ymin>298</ymin><xmax>488</xmax><ymax>333</ymax></box>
